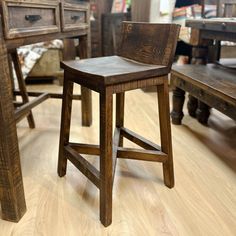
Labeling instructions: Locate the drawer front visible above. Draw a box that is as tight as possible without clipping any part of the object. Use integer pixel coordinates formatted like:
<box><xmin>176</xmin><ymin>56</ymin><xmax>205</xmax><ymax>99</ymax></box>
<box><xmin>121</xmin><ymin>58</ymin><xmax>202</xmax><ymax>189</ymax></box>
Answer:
<box><xmin>2</xmin><ymin>0</ymin><xmax>60</xmax><ymax>39</ymax></box>
<box><xmin>61</xmin><ymin>3</ymin><xmax>89</xmax><ymax>32</ymax></box>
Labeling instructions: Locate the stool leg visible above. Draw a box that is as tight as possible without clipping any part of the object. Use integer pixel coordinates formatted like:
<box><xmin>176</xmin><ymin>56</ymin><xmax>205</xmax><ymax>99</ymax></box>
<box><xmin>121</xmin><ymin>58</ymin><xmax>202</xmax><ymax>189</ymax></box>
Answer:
<box><xmin>58</xmin><ymin>76</ymin><xmax>74</xmax><ymax>177</ymax></box>
<box><xmin>157</xmin><ymin>79</ymin><xmax>174</xmax><ymax>188</ymax></box>
<box><xmin>116</xmin><ymin>92</ymin><xmax>125</xmax><ymax>146</ymax></box>
<box><xmin>100</xmin><ymin>88</ymin><xmax>113</xmax><ymax>227</ymax></box>
<box><xmin>81</xmin><ymin>86</ymin><xmax>92</xmax><ymax>126</ymax></box>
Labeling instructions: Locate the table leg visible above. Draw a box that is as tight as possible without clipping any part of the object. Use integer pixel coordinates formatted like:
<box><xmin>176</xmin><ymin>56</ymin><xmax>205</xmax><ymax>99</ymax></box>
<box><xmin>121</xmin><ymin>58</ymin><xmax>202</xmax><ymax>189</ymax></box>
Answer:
<box><xmin>187</xmin><ymin>95</ymin><xmax>198</xmax><ymax>118</ymax></box>
<box><xmin>189</xmin><ymin>45</ymin><xmax>211</xmax><ymax>124</ymax></box>
<box><xmin>0</xmin><ymin>23</ymin><xmax>26</xmax><ymax>221</ymax></box>
<box><xmin>171</xmin><ymin>87</ymin><xmax>185</xmax><ymax>125</ymax></box>
<box><xmin>196</xmin><ymin>101</ymin><xmax>211</xmax><ymax>125</ymax></box>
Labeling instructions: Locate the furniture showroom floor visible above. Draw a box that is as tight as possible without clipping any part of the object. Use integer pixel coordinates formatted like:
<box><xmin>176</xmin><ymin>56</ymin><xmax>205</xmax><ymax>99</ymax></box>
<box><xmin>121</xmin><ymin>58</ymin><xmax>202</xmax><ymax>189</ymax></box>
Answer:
<box><xmin>0</xmin><ymin>84</ymin><xmax>235</xmax><ymax>236</ymax></box>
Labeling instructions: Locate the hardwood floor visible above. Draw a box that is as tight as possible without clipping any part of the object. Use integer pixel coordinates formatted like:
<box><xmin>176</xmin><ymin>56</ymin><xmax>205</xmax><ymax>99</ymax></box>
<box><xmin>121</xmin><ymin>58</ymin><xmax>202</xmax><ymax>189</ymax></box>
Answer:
<box><xmin>0</xmin><ymin>84</ymin><xmax>236</xmax><ymax>235</ymax></box>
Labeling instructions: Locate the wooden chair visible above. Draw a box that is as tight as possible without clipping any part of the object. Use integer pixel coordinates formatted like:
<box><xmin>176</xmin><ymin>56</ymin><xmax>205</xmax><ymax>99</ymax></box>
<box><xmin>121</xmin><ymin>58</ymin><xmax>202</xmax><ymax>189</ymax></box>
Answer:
<box><xmin>58</xmin><ymin>22</ymin><xmax>180</xmax><ymax>226</ymax></box>
<box><xmin>10</xmin><ymin>39</ymin><xmax>92</xmax><ymax>128</ymax></box>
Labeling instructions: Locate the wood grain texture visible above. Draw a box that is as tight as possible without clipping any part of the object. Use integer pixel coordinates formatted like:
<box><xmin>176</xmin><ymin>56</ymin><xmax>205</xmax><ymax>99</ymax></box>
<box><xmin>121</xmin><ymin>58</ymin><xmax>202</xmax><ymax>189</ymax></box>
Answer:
<box><xmin>2</xmin><ymin>0</ymin><xmax>61</xmax><ymax>39</ymax></box>
<box><xmin>0</xmin><ymin>16</ymin><xmax>26</xmax><ymax>222</ymax></box>
<box><xmin>1</xmin><ymin>85</ymin><xmax>236</xmax><ymax>235</ymax></box>
<box><xmin>58</xmin><ymin>22</ymin><xmax>179</xmax><ymax>226</ymax></box>
<box><xmin>11</xmin><ymin>49</ymin><xmax>35</xmax><ymax>128</ymax></box>
<box><xmin>0</xmin><ymin>0</ymin><xmax>92</xmax><ymax>223</ymax></box>
<box><xmin>61</xmin><ymin>2</ymin><xmax>89</xmax><ymax>32</ymax></box>
<box><xmin>118</xmin><ymin>22</ymin><xmax>180</xmax><ymax>68</ymax></box>
<box><xmin>171</xmin><ymin>64</ymin><xmax>236</xmax><ymax>122</ymax></box>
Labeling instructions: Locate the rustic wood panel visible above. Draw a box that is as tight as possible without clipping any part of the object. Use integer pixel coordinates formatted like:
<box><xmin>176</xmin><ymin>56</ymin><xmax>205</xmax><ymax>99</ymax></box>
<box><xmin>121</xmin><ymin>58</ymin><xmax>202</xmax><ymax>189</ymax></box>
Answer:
<box><xmin>61</xmin><ymin>2</ymin><xmax>89</xmax><ymax>32</ymax></box>
<box><xmin>2</xmin><ymin>0</ymin><xmax>61</xmax><ymax>39</ymax></box>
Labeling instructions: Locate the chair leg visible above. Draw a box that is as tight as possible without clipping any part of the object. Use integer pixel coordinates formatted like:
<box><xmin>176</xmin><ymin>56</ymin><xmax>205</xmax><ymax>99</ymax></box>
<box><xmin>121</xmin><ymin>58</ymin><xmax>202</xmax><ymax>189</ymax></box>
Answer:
<box><xmin>11</xmin><ymin>50</ymin><xmax>35</xmax><ymax>129</ymax></box>
<box><xmin>58</xmin><ymin>75</ymin><xmax>74</xmax><ymax>177</ymax></box>
<box><xmin>99</xmin><ymin>88</ymin><xmax>113</xmax><ymax>227</ymax></box>
<box><xmin>157</xmin><ymin>79</ymin><xmax>174</xmax><ymax>188</ymax></box>
<box><xmin>116</xmin><ymin>92</ymin><xmax>125</xmax><ymax>146</ymax></box>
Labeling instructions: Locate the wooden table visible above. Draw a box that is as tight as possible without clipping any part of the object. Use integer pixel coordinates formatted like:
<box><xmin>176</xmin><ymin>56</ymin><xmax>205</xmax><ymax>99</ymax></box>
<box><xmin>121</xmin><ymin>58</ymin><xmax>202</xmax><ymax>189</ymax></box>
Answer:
<box><xmin>171</xmin><ymin>18</ymin><xmax>236</xmax><ymax>124</ymax></box>
<box><xmin>0</xmin><ymin>0</ymin><xmax>91</xmax><ymax>222</ymax></box>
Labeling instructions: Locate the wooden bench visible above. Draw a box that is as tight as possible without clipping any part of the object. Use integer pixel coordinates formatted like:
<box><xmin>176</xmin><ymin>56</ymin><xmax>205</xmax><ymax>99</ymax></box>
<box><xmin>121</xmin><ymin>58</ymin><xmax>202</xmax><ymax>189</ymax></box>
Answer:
<box><xmin>170</xmin><ymin>63</ymin><xmax>236</xmax><ymax>124</ymax></box>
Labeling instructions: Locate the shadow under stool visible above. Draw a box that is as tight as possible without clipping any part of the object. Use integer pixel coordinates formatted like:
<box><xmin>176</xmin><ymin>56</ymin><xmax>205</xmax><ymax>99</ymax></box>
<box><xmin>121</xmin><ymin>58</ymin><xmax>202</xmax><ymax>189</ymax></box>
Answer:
<box><xmin>57</xmin><ymin>22</ymin><xmax>180</xmax><ymax>227</ymax></box>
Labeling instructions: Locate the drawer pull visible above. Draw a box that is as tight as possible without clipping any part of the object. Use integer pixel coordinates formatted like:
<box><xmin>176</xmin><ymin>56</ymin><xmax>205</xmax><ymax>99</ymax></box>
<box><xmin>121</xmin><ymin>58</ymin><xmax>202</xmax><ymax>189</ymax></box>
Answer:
<box><xmin>71</xmin><ymin>15</ymin><xmax>80</xmax><ymax>21</ymax></box>
<box><xmin>25</xmin><ymin>15</ymin><xmax>42</xmax><ymax>22</ymax></box>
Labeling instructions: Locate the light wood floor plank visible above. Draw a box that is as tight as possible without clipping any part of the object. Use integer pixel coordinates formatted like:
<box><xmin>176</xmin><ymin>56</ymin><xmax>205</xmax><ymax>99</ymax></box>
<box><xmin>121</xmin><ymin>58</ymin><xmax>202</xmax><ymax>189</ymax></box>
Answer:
<box><xmin>0</xmin><ymin>84</ymin><xmax>235</xmax><ymax>235</ymax></box>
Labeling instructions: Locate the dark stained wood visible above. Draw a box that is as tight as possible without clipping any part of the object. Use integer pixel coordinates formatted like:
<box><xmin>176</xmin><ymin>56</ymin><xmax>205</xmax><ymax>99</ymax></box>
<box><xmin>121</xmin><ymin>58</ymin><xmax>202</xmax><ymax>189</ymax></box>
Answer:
<box><xmin>172</xmin><ymin>64</ymin><xmax>236</xmax><ymax>105</ymax></box>
<box><xmin>102</xmin><ymin>12</ymin><xmax>131</xmax><ymax>56</ymax></box>
<box><xmin>69</xmin><ymin>143</ymin><xmax>100</xmax><ymax>155</ymax></box>
<box><xmin>14</xmin><ymin>90</ymin><xmax>81</xmax><ymax>100</ymax></box>
<box><xmin>99</xmin><ymin>87</ymin><xmax>113</xmax><ymax>227</ymax></box>
<box><xmin>172</xmin><ymin>17</ymin><xmax>236</xmax><ymax>125</ymax></box>
<box><xmin>11</xmin><ymin>49</ymin><xmax>35</xmax><ymax>128</ymax></box>
<box><xmin>157</xmin><ymin>79</ymin><xmax>174</xmax><ymax>188</ymax></box>
<box><xmin>187</xmin><ymin>95</ymin><xmax>198</xmax><ymax>118</ymax></box>
<box><xmin>61</xmin><ymin>2</ymin><xmax>89</xmax><ymax>32</ymax></box>
<box><xmin>112</xmin><ymin>127</ymin><xmax>119</xmax><ymax>182</ymax></box>
<box><xmin>64</xmin><ymin>145</ymin><xmax>100</xmax><ymax>188</ymax></box>
<box><xmin>78</xmin><ymin>34</ymin><xmax>92</xmax><ymax>126</ymax></box>
<box><xmin>170</xmin><ymin>86</ymin><xmax>185</xmax><ymax>125</ymax></box>
<box><xmin>172</xmin><ymin>66</ymin><xmax>236</xmax><ymax>121</ymax></box>
<box><xmin>6</xmin><ymin>29</ymin><xmax>88</xmax><ymax>50</ymax></box>
<box><xmin>116</xmin><ymin>93</ymin><xmax>125</xmax><ymax>146</ymax></box>
<box><xmin>0</xmin><ymin>16</ymin><xmax>26</xmax><ymax>222</ymax></box>
<box><xmin>120</xmin><ymin>127</ymin><xmax>161</xmax><ymax>151</ymax></box>
<box><xmin>15</xmin><ymin>92</ymin><xmax>49</xmax><ymax>123</ymax></box>
<box><xmin>58</xmin><ymin>22</ymin><xmax>180</xmax><ymax>226</ymax></box>
<box><xmin>61</xmin><ymin>56</ymin><xmax>169</xmax><ymax>86</ymax></box>
<box><xmin>117</xmin><ymin>147</ymin><xmax>167</xmax><ymax>162</ymax></box>
<box><xmin>90</xmin><ymin>0</ymin><xmax>113</xmax><ymax>57</ymax></box>
<box><xmin>118</xmin><ymin>22</ymin><xmax>180</xmax><ymax>69</ymax></box>
<box><xmin>0</xmin><ymin>0</ymin><xmax>92</xmax><ymax>223</ymax></box>
<box><xmin>2</xmin><ymin>0</ymin><xmax>61</xmax><ymax>39</ymax></box>
<box><xmin>58</xmin><ymin>73</ymin><xmax>74</xmax><ymax>177</ymax></box>
<box><xmin>186</xmin><ymin>18</ymin><xmax>236</xmax><ymax>34</ymax></box>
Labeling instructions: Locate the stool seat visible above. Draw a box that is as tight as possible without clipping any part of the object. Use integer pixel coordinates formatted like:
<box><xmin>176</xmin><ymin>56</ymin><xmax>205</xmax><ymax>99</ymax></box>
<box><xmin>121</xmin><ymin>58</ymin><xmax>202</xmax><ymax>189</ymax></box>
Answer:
<box><xmin>61</xmin><ymin>55</ymin><xmax>169</xmax><ymax>86</ymax></box>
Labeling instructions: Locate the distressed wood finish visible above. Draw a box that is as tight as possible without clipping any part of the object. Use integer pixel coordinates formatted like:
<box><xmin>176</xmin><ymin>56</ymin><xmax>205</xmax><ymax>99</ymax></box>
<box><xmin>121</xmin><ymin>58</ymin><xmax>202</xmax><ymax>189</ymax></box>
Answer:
<box><xmin>2</xmin><ymin>0</ymin><xmax>61</xmax><ymax>39</ymax></box>
<box><xmin>11</xmin><ymin>49</ymin><xmax>36</xmax><ymax>128</ymax></box>
<box><xmin>0</xmin><ymin>0</ymin><xmax>91</xmax><ymax>222</ymax></box>
<box><xmin>0</xmin><ymin>16</ymin><xmax>26</xmax><ymax>222</ymax></box>
<box><xmin>61</xmin><ymin>2</ymin><xmax>89</xmax><ymax>32</ymax></box>
<box><xmin>58</xmin><ymin>22</ymin><xmax>180</xmax><ymax>226</ymax></box>
<box><xmin>171</xmin><ymin>18</ymin><xmax>236</xmax><ymax>125</ymax></box>
<box><xmin>171</xmin><ymin>64</ymin><xmax>236</xmax><ymax>121</ymax></box>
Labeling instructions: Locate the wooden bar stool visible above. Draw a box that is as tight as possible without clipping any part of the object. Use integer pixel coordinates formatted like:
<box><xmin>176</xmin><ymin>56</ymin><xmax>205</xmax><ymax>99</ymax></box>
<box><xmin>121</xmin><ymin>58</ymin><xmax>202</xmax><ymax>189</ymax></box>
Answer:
<box><xmin>58</xmin><ymin>22</ymin><xmax>180</xmax><ymax>227</ymax></box>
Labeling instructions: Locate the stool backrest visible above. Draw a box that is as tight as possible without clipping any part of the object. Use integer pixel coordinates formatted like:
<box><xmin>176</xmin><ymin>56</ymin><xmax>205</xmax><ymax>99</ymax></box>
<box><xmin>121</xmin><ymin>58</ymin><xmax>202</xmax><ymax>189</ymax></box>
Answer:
<box><xmin>117</xmin><ymin>22</ymin><xmax>180</xmax><ymax>69</ymax></box>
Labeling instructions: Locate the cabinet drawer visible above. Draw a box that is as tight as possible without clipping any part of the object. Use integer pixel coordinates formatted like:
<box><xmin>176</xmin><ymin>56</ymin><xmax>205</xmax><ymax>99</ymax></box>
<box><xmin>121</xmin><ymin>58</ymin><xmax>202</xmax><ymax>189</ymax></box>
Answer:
<box><xmin>2</xmin><ymin>0</ymin><xmax>60</xmax><ymax>39</ymax></box>
<box><xmin>61</xmin><ymin>3</ymin><xmax>89</xmax><ymax>32</ymax></box>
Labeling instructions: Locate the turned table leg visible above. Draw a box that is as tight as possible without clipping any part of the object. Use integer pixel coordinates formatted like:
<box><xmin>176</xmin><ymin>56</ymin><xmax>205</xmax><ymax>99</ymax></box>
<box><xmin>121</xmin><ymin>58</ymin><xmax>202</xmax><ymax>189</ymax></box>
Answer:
<box><xmin>187</xmin><ymin>95</ymin><xmax>198</xmax><ymax>118</ymax></box>
<box><xmin>0</xmin><ymin>20</ymin><xmax>26</xmax><ymax>222</ymax></box>
<box><xmin>196</xmin><ymin>101</ymin><xmax>211</xmax><ymax>125</ymax></box>
<box><xmin>171</xmin><ymin>87</ymin><xmax>185</xmax><ymax>125</ymax></box>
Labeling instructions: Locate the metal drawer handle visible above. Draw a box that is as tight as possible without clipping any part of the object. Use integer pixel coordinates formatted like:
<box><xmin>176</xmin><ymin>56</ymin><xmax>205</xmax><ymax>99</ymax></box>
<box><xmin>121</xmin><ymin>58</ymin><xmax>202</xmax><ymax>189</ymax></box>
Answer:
<box><xmin>71</xmin><ymin>15</ymin><xmax>80</xmax><ymax>21</ymax></box>
<box><xmin>25</xmin><ymin>15</ymin><xmax>42</xmax><ymax>22</ymax></box>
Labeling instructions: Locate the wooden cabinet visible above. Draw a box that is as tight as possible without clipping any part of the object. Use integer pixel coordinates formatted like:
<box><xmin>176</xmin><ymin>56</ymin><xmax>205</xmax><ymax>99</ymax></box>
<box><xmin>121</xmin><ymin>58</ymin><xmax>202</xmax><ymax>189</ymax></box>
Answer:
<box><xmin>90</xmin><ymin>0</ymin><xmax>113</xmax><ymax>57</ymax></box>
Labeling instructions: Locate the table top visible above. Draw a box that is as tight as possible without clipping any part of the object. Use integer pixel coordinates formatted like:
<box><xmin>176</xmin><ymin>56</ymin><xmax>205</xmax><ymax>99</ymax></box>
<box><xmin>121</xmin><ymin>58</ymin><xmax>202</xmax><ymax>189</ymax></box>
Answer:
<box><xmin>186</xmin><ymin>18</ymin><xmax>236</xmax><ymax>42</ymax></box>
<box><xmin>186</xmin><ymin>18</ymin><xmax>236</xmax><ymax>33</ymax></box>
